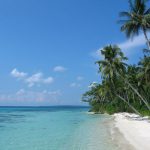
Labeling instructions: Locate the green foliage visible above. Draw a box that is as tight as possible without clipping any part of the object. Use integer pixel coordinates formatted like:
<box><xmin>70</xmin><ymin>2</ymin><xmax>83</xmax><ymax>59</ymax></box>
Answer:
<box><xmin>119</xmin><ymin>0</ymin><xmax>150</xmax><ymax>38</ymax></box>
<box><xmin>82</xmin><ymin>46</ymin><xmax>150</xmax><ymax>116</ymax></box>
<box><xmin>82</xmin><ymin>0</ymin><xmax>150</xmax><ymax>116</ymax></box>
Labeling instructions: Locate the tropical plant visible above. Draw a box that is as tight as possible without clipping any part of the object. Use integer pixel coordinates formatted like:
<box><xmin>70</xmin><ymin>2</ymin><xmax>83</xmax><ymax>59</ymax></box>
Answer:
<box><xmin>82</xmin><ymin>45</ymin><xmax>150</xmax><ymax>116</ymax></box>
<box><xmin>119</xmin><ymin>0</ymin><xmax>150</xmax><ymax>49</ymax></box>
<box><xmin>96</xmin><ymin>45</ymin><xmax>127</xmax><ymax>83</ymax></box>
<box><xmin>82</xmin><ymin>0</ymin><xmax>150</xmax><ymax>116</ymax></box>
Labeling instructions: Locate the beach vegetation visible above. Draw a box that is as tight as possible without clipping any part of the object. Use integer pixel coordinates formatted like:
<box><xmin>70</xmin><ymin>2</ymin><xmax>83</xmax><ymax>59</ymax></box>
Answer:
<box><xmin>82</xmin><ymin>0</ymin><xmax>150</xmax><ymax>116</ymax></box>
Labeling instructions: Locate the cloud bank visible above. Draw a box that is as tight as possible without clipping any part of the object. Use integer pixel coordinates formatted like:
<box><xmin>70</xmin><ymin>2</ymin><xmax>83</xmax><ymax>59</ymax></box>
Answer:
<box><xmin>91</xmin><ymin>33</ymin><xmax>147</xmax><ymax>59</ymax></box>
<box><xmin>0</xmin><ymin>89</ymin><xmax>61</xmax><ymax>103</ymax></box>
<box><xmin>11</xmin><ymin>68</ymin><xmax>27</xmax><ymax>79</ymax></box>
<box><xmin>10</xmin><ymin>69</ymin><xmax>54</xmax><ymax>87</ymax></box>
<box><xmin>25</xmin><ymin>72</ymin><xmax>54</xmax><ymax>87</ymax></box>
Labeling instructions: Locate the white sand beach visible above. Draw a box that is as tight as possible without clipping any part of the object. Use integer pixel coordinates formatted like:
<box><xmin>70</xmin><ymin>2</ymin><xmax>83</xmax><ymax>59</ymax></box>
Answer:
<box><xmin>114</xmin><ymin>113</ymin><xmax>150</xmax><ymax>150</ymax></box>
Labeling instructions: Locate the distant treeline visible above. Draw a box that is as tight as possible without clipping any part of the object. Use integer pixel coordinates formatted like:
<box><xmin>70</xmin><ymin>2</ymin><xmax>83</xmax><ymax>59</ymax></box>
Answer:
<box><xmin>82</xmin><ymin>0</ymin><xmax>150</xmax><ymax>116</ymax></box>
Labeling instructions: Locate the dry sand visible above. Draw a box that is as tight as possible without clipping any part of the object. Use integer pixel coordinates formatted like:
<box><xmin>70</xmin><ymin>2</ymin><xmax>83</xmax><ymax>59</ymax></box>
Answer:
<box><xmin>113</xmin><ymin>113</ymin><xmax>150</xmax><ymax>150</ymax></box>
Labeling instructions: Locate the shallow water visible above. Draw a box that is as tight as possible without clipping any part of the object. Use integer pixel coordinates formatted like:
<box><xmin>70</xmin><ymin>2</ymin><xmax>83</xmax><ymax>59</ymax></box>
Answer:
<box><xmin>0</xmin><ymin>106</ymin><xmax>119</xmax><ymax>150</ymax></box>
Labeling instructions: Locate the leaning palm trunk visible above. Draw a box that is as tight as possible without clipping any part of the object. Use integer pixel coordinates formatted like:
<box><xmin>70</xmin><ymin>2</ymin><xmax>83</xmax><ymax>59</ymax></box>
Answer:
<box><xmin>124</xmin><ymin>79</ymin><xmax>150</xmax><ymax>111</ymax></box>
<box><xmin>143</xmin><ymin>27</ymin><xmax>150</xmax><ymax>50</ymax></box>
<box><xmin>116</xmin><ymin>94</ymin><xmax>142</xmax><ymax>116</ymax></box>
<box><xmin>117</xmin><ymin>72</ymin><xmax>150</xmax><ymax>111</ymax></box>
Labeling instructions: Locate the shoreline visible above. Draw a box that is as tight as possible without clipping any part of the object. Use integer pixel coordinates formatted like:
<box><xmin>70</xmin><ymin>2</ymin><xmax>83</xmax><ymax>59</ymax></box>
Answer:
<box><xmin>113</xmin><ymin>113</ymin><xmax>150</xmax><ymax>150</ymax></box>
<box><xmin>87</xmin><ymin>112</ymin><xmax>136</xmax><ymax>149</ymax></box>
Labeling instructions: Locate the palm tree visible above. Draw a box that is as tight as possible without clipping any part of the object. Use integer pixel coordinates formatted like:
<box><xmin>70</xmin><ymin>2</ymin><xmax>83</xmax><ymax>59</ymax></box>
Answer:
<box><xmin>119</xmin><ymin>0</ymin><xmax>150</xmax><ymax>49</ymax></box>
<box><xmin>96</xmin><ymin>45</ymin><xmax>140</xmax><ymax>112</ymax></box>
<box><xmin>138</xmin><ymin>56</ymin><xmax>150</xmax><ymax>83</ymax></box>
<box><xmin>138</xmin><ymin>56</ymin><xmax>150</xmax><ymax>101</ymax></box>
<box><xmin>97</xmin><ymin>45</ymin><xmax>149</xmax><ymax>114</ymax></box>
<box><xmin>82</xmin><ymin>83</ymin><xmax>108</xmax><ymax>113</ymax></box>
<box><xmin>96</xmin><ymin>45</ymin><xmax>127</xmax><ymax>84</ymax></box>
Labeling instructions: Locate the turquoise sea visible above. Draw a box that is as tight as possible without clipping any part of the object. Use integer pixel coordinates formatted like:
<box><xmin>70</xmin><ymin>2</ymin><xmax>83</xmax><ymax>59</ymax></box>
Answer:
<box><xmin>0</xmin><ymin>106</ymin><xmax>119</xmax><ymax>150</ymax></box>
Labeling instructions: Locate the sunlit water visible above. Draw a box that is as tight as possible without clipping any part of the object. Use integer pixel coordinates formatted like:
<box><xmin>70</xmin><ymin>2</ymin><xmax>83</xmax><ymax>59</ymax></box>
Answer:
<box><xmin>0</xmin><ymin>106</ymin><xmax>119</xmax><ymax>150</ymax></box>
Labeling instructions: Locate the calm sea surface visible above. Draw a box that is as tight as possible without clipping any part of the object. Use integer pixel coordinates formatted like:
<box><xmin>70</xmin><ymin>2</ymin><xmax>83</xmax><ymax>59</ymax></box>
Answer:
<box><xmin>0</xmin><ymin>106</ymin><xmax>119</xmax><ymax>150</ymax></box>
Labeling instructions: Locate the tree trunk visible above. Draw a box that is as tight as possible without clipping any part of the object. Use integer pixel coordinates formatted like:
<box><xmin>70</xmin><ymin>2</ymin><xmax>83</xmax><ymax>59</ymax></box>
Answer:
<box><xmin>124</xmin><ymin>79</ymin><xmax>150</xmax><ymax>111</ymax></box>
<box><xmin>116</xmin><ymin>94</ymin><xmax>142</xmax><ymax>116</ymax></box>
<box><xmin>143</xmin><ymin>27</ymin><xmax>150</xmax><ymax>50</ymax></box>
<box><xmin>117</xmin><ymin>72</ymin><xmax>150</xmax><ymax>111</ymax></box>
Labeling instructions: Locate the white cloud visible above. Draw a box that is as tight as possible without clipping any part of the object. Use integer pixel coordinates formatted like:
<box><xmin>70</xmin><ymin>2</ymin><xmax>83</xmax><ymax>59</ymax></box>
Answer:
<box><xmin>11</xmin><ymin>69</ymin><xmax>54</xmax><ymax>87</ymax></box>
<box><xmin>25</xmin><ymin>72</ymin><xmax>54</xmax><ymax>87</ymax></box>
<box><xmin>26</xmin><ymin>72</ymin><xmax>42</xmax><ymax>83</ymax></box>
<box><xmin>91</xmin><ymin>49</ymin><xmax>102</xmax><ymax>59</ymax></box>
<box><xmin>118</xmin><ymin>34</ymin><xmax>145</xmax><ymax>50</ymax></box>
<box><xmin>43</xmin><ymin>77</ymin><xmax>54</xmax><ymax>84</ymax></box>
<box><xmin>77</xmin><ymin>76</ymin><xmax>84</xmax><ymax>81</ymax></box>
<box><xmin>0</xmin><ymin>89</ymin><xmax>61</xmax><ymax>103</ymax></box>
<box><xmin>70</xmin><ymin>76</ymin><xmax>84</xmax><ymax>88</ymax></box>
<box><xmin>25</xmin><ymin>72</ymin><xmax>43</xmax><ymax>87</ymax></box>
<box><xmin>88</xmin><ymin>82</ymin><xmax>98</xmax><ymax>88</ymax></box>
<box><xmin>16</xmin><ymin>89</ymin><xmax>25</xmax><ymax>95</ymax></box>
<box><xmin>42</xmin><ymin>90</ymin><xmax>61</xmax><ymax>96</ymax></box>
<box><xmin>11</xmin><ymin>68</ymin><xmax>27</xmax><ymax>79</ymax></box>
<box><xmin>91</xmin><ymin>33</ymin><xmax>147</xmax><ymax>59</ymax></box>
<box><xmin>70</xmin><ymin>82</ymin><xmax>81</xmax><ymax>88</ymax></box>
<box><xmin>53</xmin><ymin>66</ymin><xmax>67</xmax><ymax>72</ymax></box>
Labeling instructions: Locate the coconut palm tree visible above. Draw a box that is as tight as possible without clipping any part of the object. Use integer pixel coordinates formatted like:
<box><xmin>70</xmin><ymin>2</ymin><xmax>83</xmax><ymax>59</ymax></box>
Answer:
<box><xmin>119</xmin><ymin>0</ymin><xmax>150</xmax><ymax>49</ymax></box>
<box><xmin>97</xmin><ymin>45</ymin><xmax>149</xmax><ymax>113</ymax></box>
<box><xmin>96</xmin><ymin>45</ymin><xmax>127</xmax><ymax>84</ymax></box>
<box><xmin>82</xmin><ymin>0</ymin><xmax>150</xmax><ymax>116</ymax></box>
<box><xmin>96</xmin><ymin>45</ymin><xmax>138</xmax><ymax>111</ymax></box>
<box><xmin>138</xmin><ymin>56</ymin><xmax>150</xmax><ymax>101</ymax></box>
<box><xmin>138</xmin><ymin>56</ymin><xmax>150</xmax><ymax>83</ymax></box>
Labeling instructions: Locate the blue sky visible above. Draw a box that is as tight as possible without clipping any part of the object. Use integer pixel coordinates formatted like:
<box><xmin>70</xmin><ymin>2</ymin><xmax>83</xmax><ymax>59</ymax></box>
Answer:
<box><xmin>0</xmin><ymin>0</ymin><xmax>148</xmax><ymax>106</ymax></box>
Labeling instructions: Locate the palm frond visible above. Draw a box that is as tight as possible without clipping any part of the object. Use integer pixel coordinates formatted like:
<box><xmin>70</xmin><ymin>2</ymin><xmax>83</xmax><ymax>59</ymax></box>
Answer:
<box><xmin>119</xmin><ymin>11</ymin><xmax>132</xmax><ymax>18</ymax></box>
<box><xmin>129</xmin><ymin>0</ymin><xmax>136</xmax><ymax>12</ymax></box>
<box><xmin>144</xmin><ymin>8</ymin><xmax>150</xmax><ymax>15</ymax></box>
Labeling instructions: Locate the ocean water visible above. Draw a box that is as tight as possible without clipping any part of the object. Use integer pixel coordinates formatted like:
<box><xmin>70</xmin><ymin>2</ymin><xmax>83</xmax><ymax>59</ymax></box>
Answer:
<box><xmin>0</xmin><ymin>106</ymin><xmax>119</xmax><ymax>150</ymax></box>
